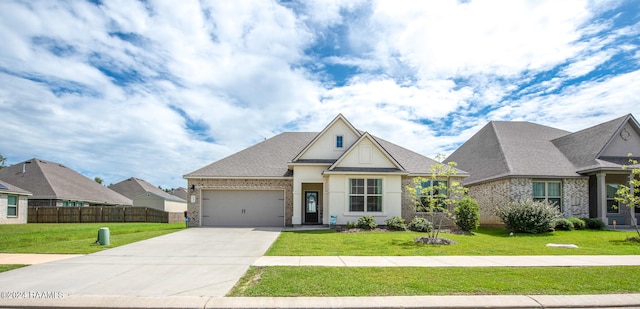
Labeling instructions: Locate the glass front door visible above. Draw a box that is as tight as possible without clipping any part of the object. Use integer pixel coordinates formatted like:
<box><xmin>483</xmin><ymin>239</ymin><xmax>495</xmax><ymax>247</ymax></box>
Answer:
<box><xmin>305</xmin><ymin>191</ymin><xmax>319</xmax><ymax>224</ymax></box>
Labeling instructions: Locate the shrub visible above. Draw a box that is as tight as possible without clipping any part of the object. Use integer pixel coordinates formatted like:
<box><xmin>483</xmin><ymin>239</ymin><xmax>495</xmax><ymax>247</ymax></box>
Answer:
<box><xmin>583</xmin><ymin>218</ymin><xmax>606</xmax><ymax>230</ymax></box>
<box><xmin>554</xmin><ymin>218</ymin><xmax>574</xmax><ymax>231</ymax></box>
<box><xmin>346</xmin><ymin>221</ymin><xmax>357</xmax><ymax>229</ymax></box>
<box><xmin>408</xmin><ymin>217</ymin><xmax>434</xmax><ymax>233</ymax></box>
<box><xmin>495</xmin><ymin>200</ymin><xmax>560</xmax><ymax>234</ymax></box>
<box><xmin>356</xmin><ymin>216</ymin><xmax>378</xmax><ymax>230</ymax></box>
<box><xmin>568</xmin><ymin>217</ymin><xmax>586</xmax><ymax>230</ymax></box>
<box><xmin>385</xmin><ymin>216</ymin><xmax>407</xmax><ymax>231</ymax></box>
<box><xmin>454</xmin><ymin>197</ymin><xmax>480</xmax><ymax>231</ymax></box>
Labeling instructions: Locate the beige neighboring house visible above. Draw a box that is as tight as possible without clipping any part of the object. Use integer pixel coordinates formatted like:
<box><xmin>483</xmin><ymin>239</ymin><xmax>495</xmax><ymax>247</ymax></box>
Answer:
<box><xmin>0</xmin><ymin>158</ymin><xmax>131</xmax><ymax>207</ymax></box>
<box><xmin>184</xmin><ymin>114</ymin><xmax>468</xmax><ymax>227</ymax></box>
<box><xmin>0</xmin><ymin>179</ymin><xmax>31</xmax><ymax>224</ymax></box>
<box><xmin>446</xmin><ymin>114</ymin><xmax>640</xmax><ymax>227</ymax></box>
<box><xmin>109</xmin><ymin>178</ymin><xmax>187</xmax><ymax>213</ymax></box>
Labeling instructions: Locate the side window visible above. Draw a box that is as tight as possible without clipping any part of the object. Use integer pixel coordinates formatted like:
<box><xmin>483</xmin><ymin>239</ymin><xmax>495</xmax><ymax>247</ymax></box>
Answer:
<box><xmin>7</xmin><ymin>195</ymin><xmax>18</xmax><ymax>217</ymax></box>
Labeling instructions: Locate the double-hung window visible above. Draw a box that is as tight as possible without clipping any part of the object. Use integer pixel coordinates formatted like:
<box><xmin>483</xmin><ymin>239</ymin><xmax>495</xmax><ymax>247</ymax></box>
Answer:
<box><xmin>349</xmin><ymin>178</ymin><xmax>382</xmax><ymax>212</ymax></box>
<box><xmin>7</xmin><ymin>195</ymin><xmax>17</xmax><ymax>217</ymax></box>
<box><xmin>416</xmin><ymin>180</ymin><xmax>447</xmax><ymax>212</ymax></box>
<box><xmin>533</xmin><ymin>181</ymin><xmax>562</xmax><ymax>210</ymax></box>
<box><xmin>606</xmin><ymin>184</ymin><xmax>619</xmax><ymax>213</ymax></box>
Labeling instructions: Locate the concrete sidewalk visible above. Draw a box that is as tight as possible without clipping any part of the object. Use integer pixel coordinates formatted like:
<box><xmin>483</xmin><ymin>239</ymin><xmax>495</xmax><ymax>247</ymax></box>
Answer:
<box><xmin>0</xmin><ymin>253</ymin><xmax>83</xmax><ymax>265</ymax></box>
<box><xmin>2</xmin><ymin>294</ymin><xmax>640</xmax><ymax>308</ymax></box>
<box><xmin>254</xmin><ymin>255</ymin><xmax>640</xmax><ymax>267</ymax></box>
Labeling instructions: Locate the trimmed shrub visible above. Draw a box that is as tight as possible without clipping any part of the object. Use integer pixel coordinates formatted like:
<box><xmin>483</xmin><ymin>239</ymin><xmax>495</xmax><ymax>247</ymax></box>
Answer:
<box><xmin>408</xmin><ymin>217</ymin><xmax>434</xmax><ymax>233</ymax></box>
<box><xmin>385</xmin><ymin>216</ymin><xmax>407</xmax><ymax>231</ymax></box>
<box><xmin>568</xmin><ymin>217</ymin><xmax>586</xmax><ymax>230</ymax></box>
<box><xmin>454</xmin><ymin>197</ymin><xmax>480</xmax><ymax>231</ymax></box>
<box><xmin>554</xmin><ymin>218</ymin><xmax>574</xmax><ymax>231</ymax></box>
<box><xmin>583</xmin><ymin>218</ymin><xmax>606</xmax><ymax>230</ymax></box>
<box><xmin>495</xmin><ymin>200</ymin><xmax>560</xmax><ymax>234</ymax></box>
<box><xmin>356</xmin><ymin>216</ymin><xmax>378</xmax><ymax>230</ymax></box>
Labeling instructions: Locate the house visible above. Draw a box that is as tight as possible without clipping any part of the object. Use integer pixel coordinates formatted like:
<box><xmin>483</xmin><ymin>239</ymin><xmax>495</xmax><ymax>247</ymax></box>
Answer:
<box><xmin>168</xmin><ymin>187</ymin><xmax>188</xmax><ymax>200</ymax></box>
<box><xmin>0</xmin><ymin>179</ymin><xmax>31</xmax><ymax>224</ymax></box>
<box><xmin>184</xmin><ymin>114</ymin><xmax>468</xmax><ymax>227</ymax></box>
<box><xmin>109</xmin><ymin>178</ymin><xmax>187</xmax><ymax>213</ymax></box>
<box><xmin>446</xmin><ymin>114</ymin><xmax>640</xmax><ymax>227</ymax></box>
<box><xmin>0</xmin><ymin>158</ymin><xmax>132</xmax><ymax>207</ymax></box>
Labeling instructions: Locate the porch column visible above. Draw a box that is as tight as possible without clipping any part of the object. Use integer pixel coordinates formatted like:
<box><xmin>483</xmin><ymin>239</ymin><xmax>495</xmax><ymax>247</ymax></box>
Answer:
<box><xmin>630</xmin><ymin>174</ymin><xmax>637</xmax><ymax>226</ymax></box>
<box><xmin>596</xmin><ymin>172</ymin><xmax>607</xmax><ymax>224</ymax></box>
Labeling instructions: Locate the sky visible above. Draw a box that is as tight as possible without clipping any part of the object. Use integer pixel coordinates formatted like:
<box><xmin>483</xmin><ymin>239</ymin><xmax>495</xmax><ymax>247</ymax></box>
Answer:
<box><xmin>1</xmin><ymin>0</ymin><xmax>639</xmax><ymax>189</ymax></box>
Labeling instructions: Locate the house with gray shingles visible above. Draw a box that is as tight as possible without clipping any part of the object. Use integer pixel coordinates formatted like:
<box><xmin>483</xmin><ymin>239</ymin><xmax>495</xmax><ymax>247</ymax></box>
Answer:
<box><xmin>184</xmin><ymin>114</ymin><xmax>468</xmax><ymax>227</ymax></box>
<box><xmin>109</xmin><ymin>177</ymin><xmax>187</xmax><ymax>213</ymax></box>
<box><xmin>0</xmin><ymin>179</ymin><xmax>31</xmax><ymax>224</ymax></box>
<box><xmin>446</xmin><ymin>114</ymin><xmax>640</xmax><ymax>227</ymax></box>
<box><xmin>0</xmin><ymin>158</ymin><xmax>132</xmax><ymax>207</ymax></box>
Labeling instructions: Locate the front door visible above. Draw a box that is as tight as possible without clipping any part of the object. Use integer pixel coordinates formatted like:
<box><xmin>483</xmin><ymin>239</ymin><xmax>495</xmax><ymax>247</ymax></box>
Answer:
<box><xmin>304</xmin><ymin>191</ymin><xmax>319</xmax><ymax>224</ymax></box>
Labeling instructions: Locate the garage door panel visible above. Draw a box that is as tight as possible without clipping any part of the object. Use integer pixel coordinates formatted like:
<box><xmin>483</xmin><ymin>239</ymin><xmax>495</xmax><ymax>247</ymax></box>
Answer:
<box><xmin>202</xmin><ymin>190</ymin><xmax>284</xmax><ymax>227</ymax></box>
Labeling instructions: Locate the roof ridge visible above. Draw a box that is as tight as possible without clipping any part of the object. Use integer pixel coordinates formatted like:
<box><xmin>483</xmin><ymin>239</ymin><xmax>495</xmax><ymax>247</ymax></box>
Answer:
<box><xmin>31</xmin><ymin>158</ymin><xmax>58</xmax><ymax>197</ymax></box>
<box><xmin>488</xmin><ymin>122</ymin><xmax>513</xmax><ymax>175</ymax></box>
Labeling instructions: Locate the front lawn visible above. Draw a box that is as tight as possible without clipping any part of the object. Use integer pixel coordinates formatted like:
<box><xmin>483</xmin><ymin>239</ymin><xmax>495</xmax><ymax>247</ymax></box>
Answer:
<box><xmin>229</xmin><ymin>266</ymin><xmax>640</xmax><ymax>296</ymax></box>
<box><xmin>0</xmin><ymin>265</ymin><xmax>27</xmax><ymax>273</ymax></box>
<box><xmin>267</xmin><ymin>227</ymin><xmax>640</xmax><ymax>256</ymax></box>
<box><xmin>0</xmin><ymin>223</ymin><xmax>185</xmax><ymax>254</ymax></box>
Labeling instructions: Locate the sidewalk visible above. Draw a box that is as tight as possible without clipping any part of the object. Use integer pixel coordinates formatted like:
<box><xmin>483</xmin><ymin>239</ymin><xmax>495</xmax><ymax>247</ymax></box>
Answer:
<box><xmin>254</xmin><ymin>255</ymin><xmax>640</xmax><ymax>267</ymax></box>
<box><xmin>0</xmin><ymin>253</ymin><xmax>83</xmax><ymax>265</ymax></box>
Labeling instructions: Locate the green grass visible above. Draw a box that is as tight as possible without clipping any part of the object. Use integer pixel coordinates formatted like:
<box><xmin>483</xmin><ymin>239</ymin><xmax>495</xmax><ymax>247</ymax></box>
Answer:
<box><xmin>267</xmin><ymin>227</ymin><xmax>640</xmax><ymax>256</ymax></box>
<box><xmin>0</xmin><ymin>265</ymin><xmax>27</xmax><ymax>273</ymax></box>
<box><xmin>0</xmin><ymin>223</ymin><xmax>185</xmax><ymax>254</ymax></box>
<box><xmin>229</xmin><ymin>266</ymin><xmax>640</xmax><ymax>296</ymax></box>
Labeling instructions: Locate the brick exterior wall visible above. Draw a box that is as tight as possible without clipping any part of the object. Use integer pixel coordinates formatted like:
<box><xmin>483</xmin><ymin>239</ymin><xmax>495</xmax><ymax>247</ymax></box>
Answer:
<box><xmin>186</xmin><ymin>178</ymin><xmax>294</xmax><ymax>227</ymax></box>
<box><xmin>400</xmin><ymin>176</ymin><xmax>461</xmax><ymax>228</ymax></box>
<box><xmin>469</xmin><ymin>177</ymin><xmax>590</xmax><ymax>226</ymax></box>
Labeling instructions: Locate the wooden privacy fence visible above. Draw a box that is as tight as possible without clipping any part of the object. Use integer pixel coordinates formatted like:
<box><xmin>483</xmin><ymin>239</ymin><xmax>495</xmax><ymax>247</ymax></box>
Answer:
<box><xmin>27</xmin><ymin>206</ymin><xmax>182</xmax><ymax>223</ymax></box>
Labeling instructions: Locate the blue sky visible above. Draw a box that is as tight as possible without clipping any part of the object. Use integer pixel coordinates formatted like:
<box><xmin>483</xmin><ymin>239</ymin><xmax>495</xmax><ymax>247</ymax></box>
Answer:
<box><xmin>1</xmin><ymin>0</ymin><xmax>639</xmax><ymax>189</ymax></box>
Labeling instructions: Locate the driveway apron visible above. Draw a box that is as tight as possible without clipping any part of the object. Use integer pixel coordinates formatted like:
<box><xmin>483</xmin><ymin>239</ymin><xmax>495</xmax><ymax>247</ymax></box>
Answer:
<box><xmin>0</xmin><ymin>227</ymin><xmax>281</xmax><ymax>297</ymax></box>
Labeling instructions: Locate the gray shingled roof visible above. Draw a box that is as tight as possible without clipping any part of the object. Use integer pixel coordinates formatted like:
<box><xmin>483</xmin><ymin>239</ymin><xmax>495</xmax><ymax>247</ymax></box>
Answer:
<box><xmin>446</xmin><ymin>121</ymin><xmax>579</xmax><ymax>185</ymax></box>
<box><xmin>0</xmin><ymin>158</ymin><xmax>132</xmax><ymax>205</ymax></box>
<box><xmin>109</xmin><ymin>177</ymin><xmax>186</xmax><ymax>202</ymax></box>
<box><xmin>0</xmin><ymin>179</ymin><xmax>32</xmax><ymax>196</ymax></box>
<box><xmin>184</xmin><ymin>131</ymin><xmax>468</xmax><ymax>178</ymax></box>
<box><xmin>446</xmin><ymin>114</ymin><xmax>639</xmax><ymax>186</ymax></box>
<box><xmin>169</xmin><ymin>187</ymin><xmax>188</xmax><ymax>200</ymax></box>
<box><xmin>552</xmin><ymin>114</ymin><xmax>634</xmax><ymax>172</ymax></box>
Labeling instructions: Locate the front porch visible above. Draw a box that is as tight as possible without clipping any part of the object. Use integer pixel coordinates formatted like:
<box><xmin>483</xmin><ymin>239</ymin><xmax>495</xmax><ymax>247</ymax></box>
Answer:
<box><xmin>590</xmin><ymin>171</ymin><xmax>639</xmax><ymax>227</ymax></box>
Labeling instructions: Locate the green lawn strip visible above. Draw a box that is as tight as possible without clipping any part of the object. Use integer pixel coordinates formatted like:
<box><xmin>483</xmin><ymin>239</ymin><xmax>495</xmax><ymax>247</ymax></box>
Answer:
<box><xmin>0</xmin><ymin>265</ymin><xmax>27</xmax><ymax>273</ymax></box>
<box><xmin>229</xmin><ymin>266</ymin><xmax>640</xmax><ymax>296</ymax></box>
<box><xmin>0</xmin><ymin>223</ymin><xmax>184</xmax><ymax>254</ymax></box>
<box><xmin>266</xmin><ymin>228</ymin><xmax>640</xmax><ymax>256</ymax></box>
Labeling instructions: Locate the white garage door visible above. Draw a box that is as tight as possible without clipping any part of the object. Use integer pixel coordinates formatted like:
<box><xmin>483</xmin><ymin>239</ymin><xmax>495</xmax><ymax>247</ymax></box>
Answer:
<box><xmin>201</xmin><ymin>190</ymin><xmax>285</xmax><ymax>226</ymax></box>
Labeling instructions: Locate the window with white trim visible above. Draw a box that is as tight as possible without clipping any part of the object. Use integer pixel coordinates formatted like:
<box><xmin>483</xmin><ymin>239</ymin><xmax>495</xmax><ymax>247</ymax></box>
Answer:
<box><xmin>533</xmin><ymin>181</ymin><xmax>562</xmax><ymax>210</ymax></box>
<box><xmin>7</xmin><ymin>195</ymin><xmax>18</xmax><ymax>217</ymax></box>
<box><xmin>349</xmin><ymin>178</ymin><xmax>382</xmax><ymax>212</ymax></box>
<box><xmin>416</xmin><ymin>180</ymin><xmax>447</xmax><ymax>212</ymax></box>
<box><xmin>606</xmin><ymin>183</ymin><xmax>619</xmax><ymax>214</ymax></box>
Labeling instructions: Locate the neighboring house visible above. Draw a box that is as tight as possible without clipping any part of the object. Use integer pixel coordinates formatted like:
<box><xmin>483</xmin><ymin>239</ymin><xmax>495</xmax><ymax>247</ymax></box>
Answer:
<box><xmin>446</xmin><ymin>114</ymin><xmax>640</xmax><ymax>227</ymax></box>
<box><xmin>184</xmin><ymin>114</ymin><xmax>468</xmax><ymax>227</ymax></box>
<box><xmin>168</xmin><ymin>187</ymin><xmax>188</xmax><ymax>200</ymax></box>
<box><xmin>0</xmin><ymin>158</ymin><xmax>132</xmax><ymax>207</ymax></box>
<box><xmin>109</xmin><ymin>177</ymin><xmax>187</xmax><ymax>213</ymax></box>
<box><xmin>0</xmin><ymin>179</ymin><xmax>31</xmax><ymax>224</ymax></box>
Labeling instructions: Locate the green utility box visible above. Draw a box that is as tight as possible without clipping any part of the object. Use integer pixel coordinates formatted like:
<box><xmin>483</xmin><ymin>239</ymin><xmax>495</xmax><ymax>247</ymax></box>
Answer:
<box><xmin>97</xmin><ymin>227</ymin><xmax>110</xmax><ymax>246</ymax></box>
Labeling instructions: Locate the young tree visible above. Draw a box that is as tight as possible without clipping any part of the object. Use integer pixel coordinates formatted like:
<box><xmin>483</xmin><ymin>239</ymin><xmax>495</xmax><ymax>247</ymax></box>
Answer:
<box><xmin>406</xmin><ymin>156</ymin><xmax>467</xmax><ymax>242</ymax></box>
<box><xmin>614</xmin><ymin>153</ymin><xmax>640</xmax><ymax>238</ymax></box>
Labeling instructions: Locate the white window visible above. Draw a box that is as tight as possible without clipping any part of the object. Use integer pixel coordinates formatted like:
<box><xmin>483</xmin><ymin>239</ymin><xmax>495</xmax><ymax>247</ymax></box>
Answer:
<box><xmin>7</xmin><ymin>195</ymin><xmax>17</xmax><ymax>217</ymax></box>
<box><xmin>606</xmin><ymin>183</ymin><xmax>619</xmax><ymax>214</ymax></box>
<box><xmin>349</xmin><ymin>178</ymin><xmax>382</xmax><ymax>212</ymax></box>
<box><xmin>533</xmin><ymin>181</ymin><xmax>562</xmax><ymax>210</ymax></box>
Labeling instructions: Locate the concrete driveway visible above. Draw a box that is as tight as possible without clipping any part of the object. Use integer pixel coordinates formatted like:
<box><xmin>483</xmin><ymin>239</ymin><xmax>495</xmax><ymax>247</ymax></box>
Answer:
<box><xmin>0</xmin><ymin>227</ymin><xmax>281</xmax><ymax>297</ymax></box>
